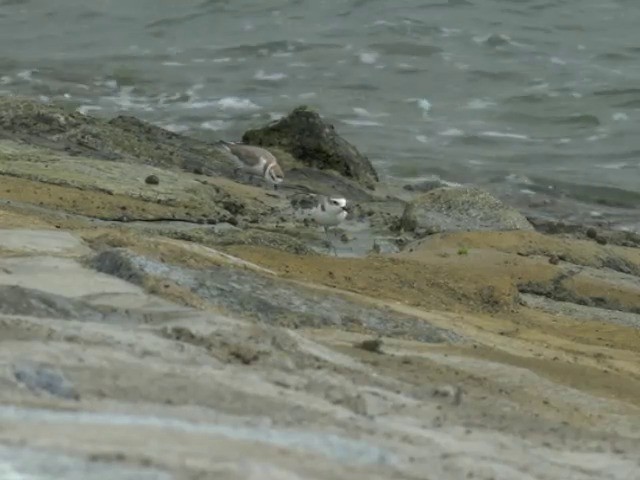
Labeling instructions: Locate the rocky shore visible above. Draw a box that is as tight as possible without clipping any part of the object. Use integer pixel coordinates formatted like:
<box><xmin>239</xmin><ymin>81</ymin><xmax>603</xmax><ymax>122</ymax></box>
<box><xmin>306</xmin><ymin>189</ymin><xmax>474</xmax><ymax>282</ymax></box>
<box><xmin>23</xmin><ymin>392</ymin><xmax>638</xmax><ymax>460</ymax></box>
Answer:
<box><xmin>0</xmin><ymin>96</ymin><xmax>639</xmax><ymax>479</ymax></box>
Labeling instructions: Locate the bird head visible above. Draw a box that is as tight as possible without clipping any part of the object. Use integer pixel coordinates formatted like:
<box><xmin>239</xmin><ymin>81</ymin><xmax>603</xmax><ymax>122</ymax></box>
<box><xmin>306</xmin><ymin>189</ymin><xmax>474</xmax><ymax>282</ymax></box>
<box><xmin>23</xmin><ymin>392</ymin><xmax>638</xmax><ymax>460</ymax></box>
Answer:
<box><xmin>267</xmin><ymin>164</ymin><xmax>285</xmax><ymax>185</ymax></box>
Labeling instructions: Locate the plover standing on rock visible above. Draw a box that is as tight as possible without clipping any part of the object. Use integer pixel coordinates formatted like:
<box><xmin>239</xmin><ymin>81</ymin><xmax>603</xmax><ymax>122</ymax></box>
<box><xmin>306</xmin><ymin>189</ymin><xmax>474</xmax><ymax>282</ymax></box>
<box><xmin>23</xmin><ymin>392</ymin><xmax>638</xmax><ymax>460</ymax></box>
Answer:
<box><xmin>292</xmin><ymin>194</ymin><xmax>349</xmax><ymax>255</ymax></box>
<box><xmin>218</xmin><ymin>140</ymin><xmax>284</xmax><ymax>189</ymax></box>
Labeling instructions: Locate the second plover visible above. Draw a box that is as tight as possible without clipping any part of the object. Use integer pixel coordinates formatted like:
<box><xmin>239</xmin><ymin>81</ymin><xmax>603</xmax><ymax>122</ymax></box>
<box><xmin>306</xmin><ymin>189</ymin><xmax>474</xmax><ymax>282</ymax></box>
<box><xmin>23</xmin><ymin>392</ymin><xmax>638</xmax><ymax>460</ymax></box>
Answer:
<box><xmin>218</xmin><ymin>140</ymin><xmax>284</xmax><ymax>189</ymax></box>
<box><xmin>293</xmin><ymin>194</ymin><xmax>349</xmax><ymax>255</ymax></box>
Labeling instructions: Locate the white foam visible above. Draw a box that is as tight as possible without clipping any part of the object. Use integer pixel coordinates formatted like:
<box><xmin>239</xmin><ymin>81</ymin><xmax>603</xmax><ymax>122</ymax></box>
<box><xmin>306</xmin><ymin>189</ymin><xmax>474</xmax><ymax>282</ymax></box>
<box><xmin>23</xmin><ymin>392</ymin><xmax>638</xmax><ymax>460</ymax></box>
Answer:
<box><xmin>439</xmin><ymin>128</ymin><xmax>464</xmax><ymax>137</ymax></box>
<box><xmin>162</xmin><ymin>123</ymin><xmax>190</xmax><ymax>133</ymax></box>
<box><xmin>104</xmin><ymin>86</ymin><xmax>154</xmax><ymax>112</ymax></box>
<box><xmin>212</xmin><ymin>57</ymin><xmax>232</xmax><ymax>63</ymax></box>
<box><xmin>200</xmin><ymin>120</ymin><xmax>229</xmax><ymax>131</ymax></box>
<box><xmin>288</xmin><ymin>62</ymin><xmax>309</xmax><ymax>68</ymax></box>
<box><xmin>467</xmin><ymin>159</ymin><xmax>485</xmax><ymax>165</ymax></box>
<box><xmin>481</xmin><ymin>131</ymin><xmax>529</xmax><ymax>140</ymax></box>
<box><xmin>254</xmin><ymin>70</ymin><xmax>287</xmax><ymax>81</ymax></box>
<box><xmin>76</xmin><ymin>105</ymin><xmax>102</xmax><ymax>115</ymax></box>
<box><xmin>272</xmin><ymin>51</ymin><xmax>293</xmax><ymax>58</ymax></box>
<box><xmin>505</xmin><ymin>173</ymin><xmax>533</xmax><ymax>184</ymax></box>
<box><xmin>595</xmin><ymin>162</ymin><xmax>628</xmax><ymax>170</ymax></box>
<box><xmin>359</xmin><ymin>52</ymin><xmax>379</xmax><ymax>64</ymax></box>
<box><xmin>162</xmin><ymin>61</ymin><xmax>184</xmax><ymax>67</ymax></box>
<box><xmin>586</xmin><ymin>134</ymin><xmax>606</xmax><ymax>142</ymax></box>
<box><xmin>612</xmin><ymin>112</ymin><xmax>628</xmax><ymax>121</ymax></box>
<box><xmin>269</xmin><ymin>112</ymin><xmax>285</xmax><ymax>121</ymax></box>
<box><xmin>341</xmin><ymin>119</ymin><xmax>383</xmax><ymax>127</ymax></box>
<box><xmin>550</xmin><ymin>57</ymin><xmax>566</xmax><ymax>65</ymax></box>
<box><xmin>298</xmin><ymin>92</ymin><xmax>317</xmax><ymax>99</ymax></box>
<box><xmin>213</xmin><ymin>97</ymin><xmax>261</xmax><ymax>111</ymax></box>
<box><xmin>372</xmin><ymin>20</ymin><xmax>394</xmax><ymax>26</ymax></box>
<box><xmin>440</xmin><ymin>27</ymin><xmax>461</xmax><ymax>37</ymax></box>
<box><xmin>415</xmin><ymin>135</ymin><xmax>429</xmax><ymax>143</ymax></box>
<box><xmin>0</xmin><ymin>76</ymin><xmax>11</xmax><ymax>85</ymax></box>
<box><xmin>16</xmin><ymin>69</ymin><xmax>36</xmax><ymax>81</ymax></box>
<box><xmin>96</xmin><ymin>79</ymin><xmax>118</xmax><ymax>89</ymax></box>
<box><xmin>466</xmin><ymin>98</ymin><xmax>496</xmax><ymax>109</ymax></box>
<box><xmin>353</xmin><ymin>107</ymin><xmax>388</xmax><ymax>118</ymax></box>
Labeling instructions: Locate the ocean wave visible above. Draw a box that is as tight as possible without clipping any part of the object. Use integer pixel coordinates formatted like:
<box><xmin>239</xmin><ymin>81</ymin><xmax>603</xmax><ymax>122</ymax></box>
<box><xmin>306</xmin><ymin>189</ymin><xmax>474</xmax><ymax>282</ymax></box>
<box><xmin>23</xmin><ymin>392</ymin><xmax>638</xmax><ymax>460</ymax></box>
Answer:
<box><xmin>253</xmin><ymin>70</ymin><xmax>287</xmax><ymax>81</ymax></box>
<box><xmin>368</xmin><ymin>42</ymin><xmax>442</xmax><ymax>57</ymax></box>
<box><xmin>341</xmin><ymin>119</ymin><xmax>383</xmax><ymax>127</ymax></box>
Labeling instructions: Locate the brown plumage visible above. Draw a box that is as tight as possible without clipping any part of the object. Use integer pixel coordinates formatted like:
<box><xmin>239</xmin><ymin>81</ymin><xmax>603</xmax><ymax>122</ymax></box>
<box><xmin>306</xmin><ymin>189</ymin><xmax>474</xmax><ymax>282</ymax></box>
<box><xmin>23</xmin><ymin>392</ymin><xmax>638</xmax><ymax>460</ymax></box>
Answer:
<box><xmin>219</xmin><ymin>140</ymin><xmax>284</xmax><ymax>188</ymax></box>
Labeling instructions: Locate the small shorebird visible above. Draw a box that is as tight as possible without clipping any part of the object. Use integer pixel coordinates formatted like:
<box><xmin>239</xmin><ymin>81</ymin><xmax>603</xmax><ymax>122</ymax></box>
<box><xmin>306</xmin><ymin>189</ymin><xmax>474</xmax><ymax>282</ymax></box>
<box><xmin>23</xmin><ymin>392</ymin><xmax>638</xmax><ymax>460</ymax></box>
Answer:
<box><xmin>293</xmin><ymin>194</ymin><xmax>349</xmax><ymax>255</ymax></box>
<box><xmin>218</xmin><ymin>140</ymin><xmax>284</xmax><ymax>189</ymax></box>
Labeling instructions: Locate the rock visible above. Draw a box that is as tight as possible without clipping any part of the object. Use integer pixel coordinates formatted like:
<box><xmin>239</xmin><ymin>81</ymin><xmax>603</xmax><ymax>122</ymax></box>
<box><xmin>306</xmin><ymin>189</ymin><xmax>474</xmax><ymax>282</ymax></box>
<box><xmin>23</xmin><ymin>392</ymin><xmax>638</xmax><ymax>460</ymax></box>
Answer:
<box><xmin>242</xmin><ymin>106</ymin><xmax>379</xmax><ymax>189</ymax></box>
<box><xmin>586</xmin><ymin>227</ymin><xmax>598</xmax><ymax>239</ymax></box>
<box><xmin>145</xmin><ymin>174</ymin><xmax>160</xmax><ymax>185</ymax></box>
<box><xmin>402</xmin><ymin>180</ymin><xmax>449</xmax><ymax>193</ymax></box>
<box><xmin>90</xmin><ymin>248</ymin><xmax>457</xmax><ymax>343</ymax></box>
<box><xmin>356</xmin><ymin>338</ymin><xmax>384</xmax><ymax>353</ymax></box>
<box><xmin>0</xmin><ymin>97</ymin><xmax>234</xmax><ymax>176</ymax></box>
<box><xmin>400</xmin><ymin>186</ymin><xmax>533</xmax><ymax>234</ymax></box>
<box><xmin>0</xmin><ymin>229</ymin><xmax>90</xmax><ymax>256</ymax></box>
<box><xmin>0</xmin><ymin>140</ymin><xmax>274</xmax><ymax>223</ymax></box>
<box><xmin>13</xmin><ymin>362</ymin><xmax>79</xmax><ymax>400</ymax></box>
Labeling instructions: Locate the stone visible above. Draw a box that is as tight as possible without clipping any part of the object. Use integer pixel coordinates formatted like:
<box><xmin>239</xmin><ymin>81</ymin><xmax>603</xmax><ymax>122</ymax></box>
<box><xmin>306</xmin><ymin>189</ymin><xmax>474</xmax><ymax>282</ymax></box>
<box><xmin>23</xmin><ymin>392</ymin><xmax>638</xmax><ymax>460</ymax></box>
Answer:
<box><xmin>145</xmin><ymin>174</ymin><xmax>160</xmax><ymax>185</ymax></box>
<box><xmin>13</xmin><ymin>362</ymin><xmax>79</xmax><ymax>400</ymax></box>
<box><xmin>242</xmin><ymin>106</ymin><xmax>379</xmax><ymax>189</ymax></box>
<box><xmin>400</xmin><ymin>186</ymin><xmax>533</xmax><ymax>234</ymax></box>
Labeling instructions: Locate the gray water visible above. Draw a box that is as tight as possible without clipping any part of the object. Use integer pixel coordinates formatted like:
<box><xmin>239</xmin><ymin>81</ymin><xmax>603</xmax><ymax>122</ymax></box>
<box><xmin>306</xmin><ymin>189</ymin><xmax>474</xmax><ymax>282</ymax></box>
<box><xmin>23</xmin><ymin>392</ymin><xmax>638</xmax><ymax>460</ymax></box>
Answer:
<box><xmin>1</xmin><ymin>0</ymin><xmax>639</xmax><ymax>229</ymax></box>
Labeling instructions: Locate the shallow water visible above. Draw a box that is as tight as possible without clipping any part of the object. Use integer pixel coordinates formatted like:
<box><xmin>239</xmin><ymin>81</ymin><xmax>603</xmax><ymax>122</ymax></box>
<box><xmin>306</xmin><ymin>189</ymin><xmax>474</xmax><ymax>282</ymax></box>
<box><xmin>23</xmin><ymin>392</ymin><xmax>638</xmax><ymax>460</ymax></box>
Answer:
<box><xmin>0</xmin><ymin>0</ymin><xmax>638</xmax><ymax>229</ymax></box>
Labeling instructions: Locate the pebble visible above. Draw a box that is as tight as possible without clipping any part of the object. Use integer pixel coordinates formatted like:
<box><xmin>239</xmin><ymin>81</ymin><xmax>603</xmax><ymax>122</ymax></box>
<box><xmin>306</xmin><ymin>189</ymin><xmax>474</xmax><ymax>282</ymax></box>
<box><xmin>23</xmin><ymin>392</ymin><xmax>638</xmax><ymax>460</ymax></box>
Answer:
<box><xmin>145</xmin><ymin>174</ymin><xmax>160</xmax><ymax>185</ymax></box>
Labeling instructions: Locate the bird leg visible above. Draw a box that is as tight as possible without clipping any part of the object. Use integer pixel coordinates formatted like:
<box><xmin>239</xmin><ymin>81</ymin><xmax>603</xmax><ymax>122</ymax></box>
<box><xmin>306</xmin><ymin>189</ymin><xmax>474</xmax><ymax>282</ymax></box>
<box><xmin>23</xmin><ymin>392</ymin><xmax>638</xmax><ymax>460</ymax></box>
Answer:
<box><xmin>324</xmin><ymin>226</ymin><xmax>338</xmax><ymax>256</ymax></box>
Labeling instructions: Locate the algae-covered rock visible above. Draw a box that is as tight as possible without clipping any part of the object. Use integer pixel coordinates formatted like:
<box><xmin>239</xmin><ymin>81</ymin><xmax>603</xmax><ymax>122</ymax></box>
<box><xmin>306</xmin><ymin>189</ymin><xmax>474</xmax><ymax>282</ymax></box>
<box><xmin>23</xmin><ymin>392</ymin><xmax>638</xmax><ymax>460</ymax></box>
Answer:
<box><xmin>400</xmin><ymin>186</ymin><xmax>533</xmax><ymax>235</ymax></box>
<box><xmin>242</xmin><ymin>106</ymin><xmax>379</xmax><ymax>189</ymax></box>
<box><xmin>0</xmin><ymin>96</ymin><xmax>232</xmax><ymax>175</ymax></box>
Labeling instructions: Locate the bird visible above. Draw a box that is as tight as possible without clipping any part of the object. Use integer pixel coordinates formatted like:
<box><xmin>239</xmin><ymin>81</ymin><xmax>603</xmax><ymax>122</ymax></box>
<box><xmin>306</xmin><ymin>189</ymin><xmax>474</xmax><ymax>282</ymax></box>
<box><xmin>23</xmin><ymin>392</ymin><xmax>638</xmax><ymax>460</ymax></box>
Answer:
<box><xmin>292</xmin><ymin>194</ymin><xmax>349</xmax><ymax>255</ymax></box>
<box><xmin>218</xmin><ymin>140</ymin><xmax>284</xmax><ymax>189</ymax></box>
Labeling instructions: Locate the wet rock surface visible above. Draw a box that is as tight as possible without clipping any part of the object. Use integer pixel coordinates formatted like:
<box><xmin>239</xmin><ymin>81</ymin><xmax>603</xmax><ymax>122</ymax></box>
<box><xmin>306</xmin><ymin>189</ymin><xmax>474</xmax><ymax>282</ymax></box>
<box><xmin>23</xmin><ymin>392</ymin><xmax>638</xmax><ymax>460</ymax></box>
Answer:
<box><xmin>0</xmin><ymin>98</ymin><xmax>639</xmax><ymax>479</ymax></box>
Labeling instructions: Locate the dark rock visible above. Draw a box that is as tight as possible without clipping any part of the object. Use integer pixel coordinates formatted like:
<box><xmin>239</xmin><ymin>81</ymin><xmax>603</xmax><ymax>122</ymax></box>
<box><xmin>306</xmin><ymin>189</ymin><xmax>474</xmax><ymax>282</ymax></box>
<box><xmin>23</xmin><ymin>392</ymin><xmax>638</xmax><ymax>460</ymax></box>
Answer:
<box><xmin>13</xmin><ymin>362</ymin><xmax>79</xmax><ymax>400</ymax></box>
<box><xmin>356</xmin><ymin>338</ymin><xmax>383</xmax><ymax>353</ymax></box>
<box><xmin>402</xmin><ymin>180</ymin><xmax>448</xmax><ymax>193</ymax></box>
<box><xmin>145</xmin><ymin>174</ymin><xmax>160</xmax><ymax>185</ymax></box>
<box><xmin>242</xmin><ymin>106</ymin><xmax>379</xmax><ymax>189</ymax></box>
<box><xmin>586</xmin><ymin>227</ymin><xmax>598</xmax><ymax>239</ymax></box>
<box><xmin>596</xmin><ymin>236</ymin><xmax>608</xmax><ymax>245</ymax></box>
<box><xmin>400</xmin><ymin>186</ymin><xmax>533</xmax><ymax>235</ymax></box>
<box><xmin>548</xmin><ymin>255</ymin><xmax>560</xmax><ymax>265</ymax></box>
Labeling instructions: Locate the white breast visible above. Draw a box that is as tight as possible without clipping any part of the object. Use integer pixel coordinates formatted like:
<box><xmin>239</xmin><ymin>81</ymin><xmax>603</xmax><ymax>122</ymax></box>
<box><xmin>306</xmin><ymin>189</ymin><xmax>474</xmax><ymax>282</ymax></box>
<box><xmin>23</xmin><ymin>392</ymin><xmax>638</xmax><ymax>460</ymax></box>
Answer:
<box><xmin>309</xmin><ymin>205</ymin><xmax>347</xmax><ymax>227</ymax></box>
